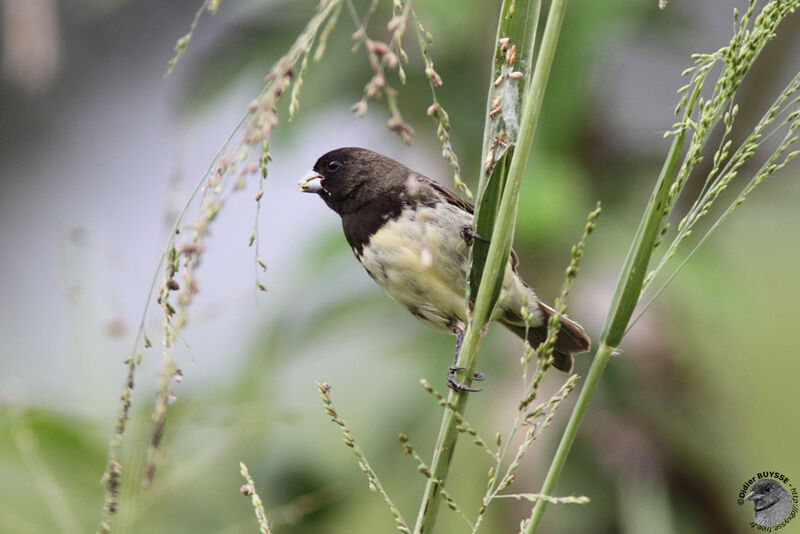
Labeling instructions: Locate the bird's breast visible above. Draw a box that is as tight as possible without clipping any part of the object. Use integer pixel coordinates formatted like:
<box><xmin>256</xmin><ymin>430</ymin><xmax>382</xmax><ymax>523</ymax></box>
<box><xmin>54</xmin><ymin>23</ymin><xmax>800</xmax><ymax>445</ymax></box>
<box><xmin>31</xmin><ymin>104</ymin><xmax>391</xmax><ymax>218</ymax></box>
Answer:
<box><xmin>356</xmin><ymin>203</ymin><xmax>472</xmax><ymax>330</ymax></box>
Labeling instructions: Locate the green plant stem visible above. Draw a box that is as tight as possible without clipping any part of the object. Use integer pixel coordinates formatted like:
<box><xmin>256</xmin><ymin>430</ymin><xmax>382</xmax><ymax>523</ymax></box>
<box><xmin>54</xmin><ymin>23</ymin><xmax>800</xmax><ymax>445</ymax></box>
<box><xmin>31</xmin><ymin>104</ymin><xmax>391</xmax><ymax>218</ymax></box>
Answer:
<box><xmin>413</xmin><ymin>1</ymin><xmax>569</xmax><ymax>532</ymax></box>
<box><xmin>524</xmin><ymin>95</ymin><xmax>693</xmax><ymax>532</ymax></box>
<box><xmin>523</xmin><ymin>344</ymin><xmax>612</xmax><ymax>532</ymax></box>
<box><xmin>601</xmin><ymin>132</ymin><xmax>687</xmax><ymax>346</ymax></box>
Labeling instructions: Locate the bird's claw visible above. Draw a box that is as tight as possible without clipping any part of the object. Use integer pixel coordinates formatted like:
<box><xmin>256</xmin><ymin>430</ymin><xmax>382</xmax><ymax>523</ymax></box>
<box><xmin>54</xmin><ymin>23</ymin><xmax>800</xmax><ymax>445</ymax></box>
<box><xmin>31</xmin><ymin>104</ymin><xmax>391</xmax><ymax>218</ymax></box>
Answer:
<box><xmin>447</xmin><ymin>375</ymin><xmax>482</xmax><ymax>393</ymax></box>
<box><xmin>447</xmin><ymin>366</ymin><xmax>484</xmax><ymax>392</ymax></box>
<box><xmin>460</xmin><ymin>226</ymin><xmax>489</xmax><ymax>246</ymax></box>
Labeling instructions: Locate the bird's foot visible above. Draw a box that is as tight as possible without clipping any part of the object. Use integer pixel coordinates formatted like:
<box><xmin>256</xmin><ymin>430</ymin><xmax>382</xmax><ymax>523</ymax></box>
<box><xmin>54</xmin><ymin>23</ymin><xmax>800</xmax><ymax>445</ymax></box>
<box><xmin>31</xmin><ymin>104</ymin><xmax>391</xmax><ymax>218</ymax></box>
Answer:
<box><xmin>447</xmin><ymin>365</ymin><xmax>485</xmax><ymax>393</ymax></box>
<box><xmin>460</xmin><ymin>226</ymin><xmax>489</xmax><ymax>246</ymax></box>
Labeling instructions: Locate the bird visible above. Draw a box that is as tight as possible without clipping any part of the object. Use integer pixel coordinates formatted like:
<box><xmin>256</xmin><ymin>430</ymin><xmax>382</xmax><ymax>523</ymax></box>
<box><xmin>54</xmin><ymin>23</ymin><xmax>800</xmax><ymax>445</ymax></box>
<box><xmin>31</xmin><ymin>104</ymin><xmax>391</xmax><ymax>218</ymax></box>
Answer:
<box><xmin>745</xmin><ymin>478</ymin><xmax>793</xmax><ymax>526</ymax></box>
<box><xmin>299</xmin><ymin>147</ymin><xmax>590</xmax><ymax>391</ymax></box>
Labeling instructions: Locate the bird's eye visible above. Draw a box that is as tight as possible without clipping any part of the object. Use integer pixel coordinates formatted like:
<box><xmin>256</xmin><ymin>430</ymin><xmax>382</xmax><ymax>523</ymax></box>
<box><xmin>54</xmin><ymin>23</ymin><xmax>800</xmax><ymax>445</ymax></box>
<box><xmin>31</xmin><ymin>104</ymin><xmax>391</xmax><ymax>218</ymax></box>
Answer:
<box><xmin>765</xmin><ymin>486</ymin><xmax>772</xmax><ymax>492</ymax></box>
<box><xmin>327</xmin><ymin>160</ymin><xmax>341</xmax><ymax>172</ymax></box>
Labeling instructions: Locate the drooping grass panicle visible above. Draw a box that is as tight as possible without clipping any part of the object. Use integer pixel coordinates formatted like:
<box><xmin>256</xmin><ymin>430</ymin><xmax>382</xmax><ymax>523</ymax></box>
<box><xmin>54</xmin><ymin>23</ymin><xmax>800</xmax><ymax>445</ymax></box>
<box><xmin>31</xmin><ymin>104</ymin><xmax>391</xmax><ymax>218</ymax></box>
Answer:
<box><xmin>144</xmin><ymin>0</ymin><xmax>345</xmax><ymax>487</ymax></box>
<box><xmin>98</xmin><ymin>1</ymin><xmax>344</xmax><ymax>529</ymax></box>
<box><xmin>316</xmin><ymin>382</ymin><xmax>411</xmax><ymax>533</ymax></box>
<box><xmin>410</xmin><ymin>10</ymin><xmax>471</xmax><ymax>199</ymax></box>
<box><xmin>347</xmin><ymin>0</ymin><xmax>415</xmax><ymax>142</ymax></box>
<box><xmin>97</xmin><ymin>105</ymin><xmax>254</xmax><ymax>531</ymax></box>
<box><xmin>289</xmin><ymin>0</ymin><xmax>346</xmax><ymax>119</ymax></box>
<box><xmin>347</xmin><ymin>0</ymin><xmax>381</xmax><ymax>54</ymax></box>
<box><xmin>346</xmin><ymin>0</ymin><xmax>469</xmax><ymax>189</ymax></box>
<box><xmin>240</xmin><ymin>462</ymin><xmax>272</xmax><ymax>534</ymax></box>
<box><xmin>165</xmin><ymin>0</ymin><xmax>221</xmax><ymax>77</ymax></box>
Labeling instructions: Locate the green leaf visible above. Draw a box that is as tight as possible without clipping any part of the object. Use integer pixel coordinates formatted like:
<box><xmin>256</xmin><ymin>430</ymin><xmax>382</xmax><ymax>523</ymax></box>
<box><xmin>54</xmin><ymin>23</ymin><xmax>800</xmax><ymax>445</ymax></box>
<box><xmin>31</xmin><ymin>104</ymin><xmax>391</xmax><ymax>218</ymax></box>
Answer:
<box><xmin>467</xmin><ymin>149</ymin><xmax>510</xmax><ymax>303</ymax></box>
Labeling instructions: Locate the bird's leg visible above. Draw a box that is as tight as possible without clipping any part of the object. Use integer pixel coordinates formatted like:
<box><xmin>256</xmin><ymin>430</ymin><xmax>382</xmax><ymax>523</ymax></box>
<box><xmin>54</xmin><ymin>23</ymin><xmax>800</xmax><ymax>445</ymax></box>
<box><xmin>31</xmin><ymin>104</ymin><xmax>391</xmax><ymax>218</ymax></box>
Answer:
<box><xmin>447</xmin><ymin>323</ymin><xmax>485</xmax><ymax>393</ymax></box>
<box><xmin>460</xmin><ymin>226</ymin><xmax>489</xmax><ymax>246</ymax></box>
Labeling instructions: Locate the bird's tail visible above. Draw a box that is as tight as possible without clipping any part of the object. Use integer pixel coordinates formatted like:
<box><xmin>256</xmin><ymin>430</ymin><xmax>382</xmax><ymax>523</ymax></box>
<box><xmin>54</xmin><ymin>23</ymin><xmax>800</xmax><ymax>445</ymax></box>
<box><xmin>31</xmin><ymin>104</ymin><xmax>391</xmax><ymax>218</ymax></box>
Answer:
<box><xmin>501</xmin><ymin>300</ymin><xmax>591</xmax><ymax>372</ymax></box>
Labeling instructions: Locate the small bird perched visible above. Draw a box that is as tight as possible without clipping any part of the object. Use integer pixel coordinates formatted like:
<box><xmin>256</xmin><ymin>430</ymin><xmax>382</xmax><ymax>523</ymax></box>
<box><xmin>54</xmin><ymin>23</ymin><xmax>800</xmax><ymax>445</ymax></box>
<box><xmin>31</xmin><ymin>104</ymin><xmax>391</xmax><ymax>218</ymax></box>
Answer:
<box><xmin>745</xmin><ymin>478</ymin><xmax>793</xmax><ymax>527</ymax></box>
<box><xmin>299</xmin><ymin>147</ymin><xmax>590</xmax><ymax>391</ymax></box>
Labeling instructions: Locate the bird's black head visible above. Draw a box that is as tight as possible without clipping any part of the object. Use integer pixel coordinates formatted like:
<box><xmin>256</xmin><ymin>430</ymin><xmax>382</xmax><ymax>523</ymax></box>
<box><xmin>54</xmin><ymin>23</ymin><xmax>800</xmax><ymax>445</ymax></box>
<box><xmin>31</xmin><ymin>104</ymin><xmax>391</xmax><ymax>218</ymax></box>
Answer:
<box><xmin>745</xmin><ymin>479</ymin><xmax>786</xmax><ymax>510</ymax></box>
<box><xmin>299</xmin><ymin>147</ymin><xmax>408</xmax><ymax>215</ymax></box>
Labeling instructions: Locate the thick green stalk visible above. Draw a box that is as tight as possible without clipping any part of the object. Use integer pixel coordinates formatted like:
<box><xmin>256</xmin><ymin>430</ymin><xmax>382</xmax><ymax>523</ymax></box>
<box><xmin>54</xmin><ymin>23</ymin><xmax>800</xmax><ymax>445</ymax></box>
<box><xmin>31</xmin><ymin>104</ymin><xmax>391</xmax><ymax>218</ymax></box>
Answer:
<box><xmin>413</xmin><ymin>1</ymin><xmax>568</xmax><ymax>532</ymax></box>
<box><xmin>469</xmin><ymin>0</ymin><xmax>540</xmax><ymax>303</ymax></box>
<box><xmin>600</xmin><ymin>130</ymin><xmax>687</xmax><ymax>346</ymax></box>
<box><xmin>524</xmin><ymin>120</ymin><xmax>689</xmax><ymax>533</ymax></box>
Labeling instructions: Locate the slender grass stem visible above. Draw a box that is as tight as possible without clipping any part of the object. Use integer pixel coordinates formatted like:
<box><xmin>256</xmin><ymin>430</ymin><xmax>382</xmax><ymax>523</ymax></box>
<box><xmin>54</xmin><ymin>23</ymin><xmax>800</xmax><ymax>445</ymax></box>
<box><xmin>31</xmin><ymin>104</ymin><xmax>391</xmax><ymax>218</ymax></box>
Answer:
<box><xmin>524</xmin><ymin>344</ymin><xmax>613</xmax><ymax>532</ymax></box>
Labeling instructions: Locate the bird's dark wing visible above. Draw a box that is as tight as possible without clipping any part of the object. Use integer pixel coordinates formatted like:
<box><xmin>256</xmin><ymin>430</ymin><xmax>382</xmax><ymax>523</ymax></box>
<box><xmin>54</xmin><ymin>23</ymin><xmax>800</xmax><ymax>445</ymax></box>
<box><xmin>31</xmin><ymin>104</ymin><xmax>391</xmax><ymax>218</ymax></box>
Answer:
<box><xmin>414</xmin><ymin>171</ymin><xmax>591</xmax><ymax>372</ymax></box>
<box><xmin>416</xmin><ymin>173</ymin><xmax>474</xmax><ymax>214</ymax></box>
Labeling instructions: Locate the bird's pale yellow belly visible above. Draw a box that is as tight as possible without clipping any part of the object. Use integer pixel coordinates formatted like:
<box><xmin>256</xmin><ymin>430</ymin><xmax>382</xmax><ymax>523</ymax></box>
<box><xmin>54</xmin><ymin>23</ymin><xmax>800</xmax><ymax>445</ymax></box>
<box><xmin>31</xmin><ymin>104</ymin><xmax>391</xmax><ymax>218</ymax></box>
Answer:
<box><xmin>357</xmin><ymin>204</ymin><xmax>471</xmax><ymax>332</ymax></box>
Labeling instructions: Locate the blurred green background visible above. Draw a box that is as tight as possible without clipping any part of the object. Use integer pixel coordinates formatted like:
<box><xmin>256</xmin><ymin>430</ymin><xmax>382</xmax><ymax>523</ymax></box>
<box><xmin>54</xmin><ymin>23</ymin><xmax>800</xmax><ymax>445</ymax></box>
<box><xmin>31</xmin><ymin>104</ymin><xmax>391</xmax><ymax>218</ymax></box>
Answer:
<box><xmin>0</xmin><ymin>0</ymin><xmax>798</xmax><ymax>533</ymax></box>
